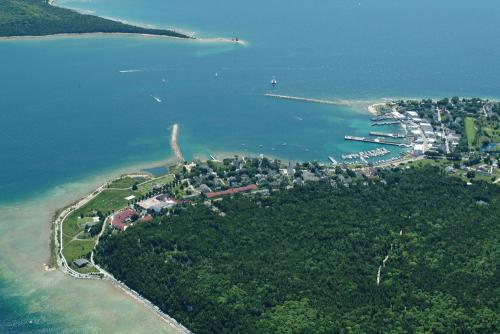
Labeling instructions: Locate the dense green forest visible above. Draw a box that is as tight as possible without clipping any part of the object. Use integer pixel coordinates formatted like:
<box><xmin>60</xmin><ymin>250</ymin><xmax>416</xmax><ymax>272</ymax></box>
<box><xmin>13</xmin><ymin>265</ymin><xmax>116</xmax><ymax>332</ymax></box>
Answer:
<box><xmin>0</xmin><ymin>0</ymin><xmax>189</xmax><ymax>38</ymax></box>
<box><xmin>96</xmin><ymin>167</ymin><xmax>500</xmax><ymax>333</ymax></box>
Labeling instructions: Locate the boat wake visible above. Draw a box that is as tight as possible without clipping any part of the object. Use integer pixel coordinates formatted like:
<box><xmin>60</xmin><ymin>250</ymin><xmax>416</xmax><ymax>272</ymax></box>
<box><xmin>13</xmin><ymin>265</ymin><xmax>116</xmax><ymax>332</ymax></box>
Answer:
<box><xmin>119</xmin><ymin>69</ymin><xmax>143</xmax><ymax>73</ymax></box>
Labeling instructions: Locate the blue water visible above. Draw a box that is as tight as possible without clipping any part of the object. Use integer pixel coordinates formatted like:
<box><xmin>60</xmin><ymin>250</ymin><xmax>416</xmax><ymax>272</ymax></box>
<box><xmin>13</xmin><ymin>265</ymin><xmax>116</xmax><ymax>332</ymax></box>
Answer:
<box><xmin>1</xmin><ymin>0</ymin><xmax>500</xmax><ymax>331</ymax></box>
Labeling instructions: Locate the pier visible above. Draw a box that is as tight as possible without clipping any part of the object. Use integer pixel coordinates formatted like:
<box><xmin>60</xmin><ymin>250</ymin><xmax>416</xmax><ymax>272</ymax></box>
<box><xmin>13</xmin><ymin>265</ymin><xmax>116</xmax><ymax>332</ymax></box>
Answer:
<box><xmin>371</xmin><ymin>115</ymin><xmax>395</xmax><ymax>121</ymax></box>
<box><xmin>170</xmin><ymin>124</ymin><xmax>183</xmax><ymax>161</ymax></box>
<box><xmin>371</xmin><ymin>121</ymin><xmax>401</xmax><ymax>126</ymax></box>
<box><xmin>369</xmin><ymin>131</ymin><xmax>406</xmax><ymax>139</ymax></box>
<box><xmin>344</xmin><ymin>135</ymin><xmax>408</xmax><ymax>147</ymax></box>
<box><xmin>328</xmin><ymin>156</ymin><xmax>338</xmax><ymax>165</ymax></box>
<box><xmin>264</xmin><ymin>93</ymin><xmax>348</xmax><ymax>106</ymax></box>
<box><xmin>341</xmin><ymin>148</ymin><xmax>390</xmax><ymax>160</ymax></box>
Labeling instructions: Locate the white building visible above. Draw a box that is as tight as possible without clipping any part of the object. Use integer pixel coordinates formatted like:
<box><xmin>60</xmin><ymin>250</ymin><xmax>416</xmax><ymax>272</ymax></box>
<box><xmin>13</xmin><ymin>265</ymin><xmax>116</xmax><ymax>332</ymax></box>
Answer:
<box><xmin>406</xmin><ymin>111</ymin><xmax>419</xmax><ymax>118</ymax></box>
<box><xmin>414</xmin><ymin>144</ymin><xmax>425</xmax><ymax>156</ymax></box>
<box><xmin>137</xmin><ymin>195</ymin><xmax>176</xmax><ymax>213</ymax></box>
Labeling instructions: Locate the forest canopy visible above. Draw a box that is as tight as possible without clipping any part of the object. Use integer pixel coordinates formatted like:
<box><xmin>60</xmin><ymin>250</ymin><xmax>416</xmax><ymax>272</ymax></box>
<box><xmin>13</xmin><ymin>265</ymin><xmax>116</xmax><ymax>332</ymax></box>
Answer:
<box><xmin>96</xmin><ymin>167</ymin><xmax>500</xmax><ymax>334</ymax></box>
<box><xmin>0</xmin><ymin>0</ymin><xmax>189</xmax><ymax>38</ymax></box>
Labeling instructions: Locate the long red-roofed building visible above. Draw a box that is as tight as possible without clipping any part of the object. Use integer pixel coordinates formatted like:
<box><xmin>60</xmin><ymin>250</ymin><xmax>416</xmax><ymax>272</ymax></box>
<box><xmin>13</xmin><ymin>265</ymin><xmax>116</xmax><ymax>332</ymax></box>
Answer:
<box><xmin>206</xmin><ymin>184</ymin><xmax>257</xmax><ymax>199</ymax></box>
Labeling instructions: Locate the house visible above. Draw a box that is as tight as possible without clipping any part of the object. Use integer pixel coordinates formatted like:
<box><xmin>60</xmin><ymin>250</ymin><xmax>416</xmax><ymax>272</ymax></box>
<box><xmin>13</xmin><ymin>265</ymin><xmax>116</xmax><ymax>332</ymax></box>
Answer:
<box><xmin>73</xmin><ymin>258</ymin><xmax>89</xmax><ymax>268</ymax></box>
<box><xmin>110</xmin><ymin>208</ymin><xmax>137</xmax><ymax>231</ymax></box>
<box><xmin>199</xmin><ymin>184</ymin><xmax>212</xmax><ymax>194</ymax></box>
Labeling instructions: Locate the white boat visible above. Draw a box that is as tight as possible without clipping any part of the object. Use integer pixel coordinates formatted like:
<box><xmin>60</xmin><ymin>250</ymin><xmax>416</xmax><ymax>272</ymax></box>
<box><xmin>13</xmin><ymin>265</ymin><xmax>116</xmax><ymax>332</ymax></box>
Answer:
<box><xmin>271</xmin><ymin>76</ymin><xmax>278</xmax><ymax>86</ymax></box>
<box><xmin>152</xmin><ymin>96</ymin><xmax>162</xmax><ymax>103</ymax></box>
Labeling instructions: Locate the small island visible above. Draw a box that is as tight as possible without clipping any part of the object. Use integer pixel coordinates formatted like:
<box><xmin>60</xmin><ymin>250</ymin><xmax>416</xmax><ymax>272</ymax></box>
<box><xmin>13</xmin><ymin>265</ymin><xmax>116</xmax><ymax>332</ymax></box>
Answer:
<box><xmin>0</xmin><ymin>0</ymin><xmax>191</xmax><ymax>39</ymax></box>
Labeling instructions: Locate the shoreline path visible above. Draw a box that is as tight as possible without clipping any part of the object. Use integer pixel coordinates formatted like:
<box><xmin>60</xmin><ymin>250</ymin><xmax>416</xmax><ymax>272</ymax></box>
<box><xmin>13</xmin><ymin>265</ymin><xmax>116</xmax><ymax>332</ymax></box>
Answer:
<box><xmin>52</xmin><ymin>123</ymin><xmax>191</xmax><ymax>333</ymax></box>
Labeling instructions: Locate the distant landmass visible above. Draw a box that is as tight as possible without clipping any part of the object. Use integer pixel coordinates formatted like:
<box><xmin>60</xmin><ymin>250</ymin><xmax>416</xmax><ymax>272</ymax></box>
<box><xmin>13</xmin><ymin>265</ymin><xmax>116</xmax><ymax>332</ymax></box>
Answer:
<box><xmin>0</xmin><ymin>0</ymin><xmax>190</xmax><ymax>39</ymax></box>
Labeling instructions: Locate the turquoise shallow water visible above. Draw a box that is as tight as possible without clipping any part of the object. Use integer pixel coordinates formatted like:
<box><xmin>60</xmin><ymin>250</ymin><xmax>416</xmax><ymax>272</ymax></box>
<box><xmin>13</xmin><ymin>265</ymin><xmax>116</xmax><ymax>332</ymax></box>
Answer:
<box><xmin>1</xmin><ymin>0</ymin><xmax>500</xmax><ymax>332</ymax></box>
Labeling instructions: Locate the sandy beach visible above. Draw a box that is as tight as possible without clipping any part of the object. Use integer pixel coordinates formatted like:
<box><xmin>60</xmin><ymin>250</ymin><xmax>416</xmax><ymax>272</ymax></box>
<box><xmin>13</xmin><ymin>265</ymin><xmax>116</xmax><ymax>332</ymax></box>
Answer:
<box><xmin>368</xmin><ymin>102</ymin><xmax>387</xmax><ymax>115</ymax></box>
<box><xmin>0</xmin><ymin>32</ymin><xmax>248</xmax><ymax>46</ymax></box>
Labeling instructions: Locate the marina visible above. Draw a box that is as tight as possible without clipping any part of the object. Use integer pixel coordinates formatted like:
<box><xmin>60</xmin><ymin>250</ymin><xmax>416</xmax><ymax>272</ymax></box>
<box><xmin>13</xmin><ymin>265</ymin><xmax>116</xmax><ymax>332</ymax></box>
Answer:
<box><xmin>341</xmin><ymin>147</ymin><xmax>390</xmax><ymax>160</ymax></box>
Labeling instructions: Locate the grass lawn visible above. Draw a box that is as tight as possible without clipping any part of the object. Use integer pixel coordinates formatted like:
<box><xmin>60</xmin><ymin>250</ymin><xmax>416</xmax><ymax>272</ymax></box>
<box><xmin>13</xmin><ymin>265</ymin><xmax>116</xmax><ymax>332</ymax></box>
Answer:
<box><xmin>465</xmin><ymin>117</ymin><xmax>477</xmax><ymax>149</ymax></box>
<box><xmin>61</xmin><ymin>174</ymin><xmax>175</xmax><ymax>273</ymax></box>
<box><xmin>63</xmin><ymin>239</ymin><xmax>95</xmax><ymax>264</ymax></box>
<box><xmin>404</xmin><ymin>158</ymin><xmax>451</xmax><ymax>169</ymax></box>
<box><xmin>109</xmin><ymin>176</ymin><xmax>148</xmax><ymax>189</ymax></box>
<box><xmin>136</xmin><ymin>174</ymin><xmax>175</xmax><ymax>194</ymax></box>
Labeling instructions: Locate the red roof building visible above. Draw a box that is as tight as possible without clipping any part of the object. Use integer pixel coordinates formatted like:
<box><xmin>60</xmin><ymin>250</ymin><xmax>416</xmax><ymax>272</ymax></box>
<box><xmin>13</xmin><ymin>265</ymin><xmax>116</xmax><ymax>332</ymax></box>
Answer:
<box><xmin>206</xmin><ymin>184</ymin><xmax>257</xmax><ymax>199</ymax></box>
<box><xmin>110</xmin><ymin>208</ymin><xmax>136</xmax><ymax>231</ymax></box>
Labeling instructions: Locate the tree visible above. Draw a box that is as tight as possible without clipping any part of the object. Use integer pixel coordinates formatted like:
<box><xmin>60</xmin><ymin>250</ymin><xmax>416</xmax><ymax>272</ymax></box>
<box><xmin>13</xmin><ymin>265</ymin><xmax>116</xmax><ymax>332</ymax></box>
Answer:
<box><xmin>466</xmin><ymin>170</ymin><xmax>475</xmax><ymax>179</ymax></box>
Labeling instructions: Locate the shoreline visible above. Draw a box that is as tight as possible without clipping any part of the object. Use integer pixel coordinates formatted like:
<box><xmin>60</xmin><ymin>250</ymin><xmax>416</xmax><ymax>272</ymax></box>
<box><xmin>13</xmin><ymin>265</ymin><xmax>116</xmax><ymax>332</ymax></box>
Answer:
<box><xmin>0</xmin><ymin>32</ymin><xmax>246</xmax><ymax>45</ymax></box>
<box><xmin>52</xmin><ymin>172</ymin><xmax>191</xmax><ymax>333</ymax></box>
<box><xmin>367</xmin><ymin>102</ymin><xmax>387</xmax><ymax>115</ymax></box>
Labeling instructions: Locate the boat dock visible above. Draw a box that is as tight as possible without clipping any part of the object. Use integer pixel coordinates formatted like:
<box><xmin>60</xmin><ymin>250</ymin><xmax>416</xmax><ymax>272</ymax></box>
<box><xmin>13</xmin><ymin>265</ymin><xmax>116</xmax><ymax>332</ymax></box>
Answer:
<box><xmin>371</xmin><ymin>115</ymin><xmax>394</xmax><ymax>121</ymax></box>
<box><xmin>344</xmin><ymin>135</ymin><xmax>408</xmax><ymax>147</ymax></box>
<box><xmin>328</xmin><ymin>156</ymin><xmax>338</xmax><ymax>165</ymax></box>
<box><xmin>369</xmin><ymin>131</ymin><xmax>406</xmax><ymax>139</ymax></box>
<box><xmin>371</xmin><ymin>121</ymin><xmax>401</xmax><ymax>126</ymax></box>
<box><xmin>264</xmin><ymin>93</ymin><xmax>348</xmax><ymax>106</ymax></box>
<box><xmin>341</xmin><ymin>148</ymin><xmax>390</xmax><ymax>160</ymax></box>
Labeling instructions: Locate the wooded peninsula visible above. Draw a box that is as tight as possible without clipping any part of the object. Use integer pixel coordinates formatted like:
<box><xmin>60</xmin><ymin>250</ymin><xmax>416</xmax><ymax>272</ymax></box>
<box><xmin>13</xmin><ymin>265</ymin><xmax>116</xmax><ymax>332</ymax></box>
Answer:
<box><xmin>0</xmin><ymin>0</ymin><xmax>190</xmax><ymax>39</ymax></box>
<box><xmin>95</xmin><ymin>166</ymin><xmax>500</xmax><ymax>333</ymax></box>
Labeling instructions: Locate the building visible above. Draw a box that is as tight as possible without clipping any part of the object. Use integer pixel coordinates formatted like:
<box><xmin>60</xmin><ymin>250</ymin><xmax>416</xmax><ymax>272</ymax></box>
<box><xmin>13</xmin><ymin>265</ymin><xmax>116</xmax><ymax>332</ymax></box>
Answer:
<box><xmin>206</xmin><ymin>184</ymin><xmax>257</xmax><ymax>198</ymax></box>
<box><xmin>406</xmin><ymin>111</ymin><xmax>419</xmax><ymax>119</ymax></box>
<box><xmin>73</xmin><ymin>258</ymin><xmax>89</xmax><ymax>268</ymax></box>
<box><xmin>110</xmin><ymin>208</ymin><xmax>137</xmax><ymax>231</ymax></box>
<box><xmin>414</xmin><ymin>144</ymin><xmax>425</xmax><ymax>156</ymax></box>
<box><xmin>136</xmin><ymin>195</ymin><xmax>176</xmax><ymax>213</ymax></box>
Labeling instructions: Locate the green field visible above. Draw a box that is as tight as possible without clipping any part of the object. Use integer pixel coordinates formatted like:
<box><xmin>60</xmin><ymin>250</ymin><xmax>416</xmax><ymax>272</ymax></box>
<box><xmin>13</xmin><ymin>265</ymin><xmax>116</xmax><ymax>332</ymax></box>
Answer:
<box><xmin>109</xmin><ymin>176</ymin><xmax>147</xmax><ymax>189</ymax></box>
<box><xmin>465</xmin><ymin>117</ymin><xmax>477</xmax><ymax>149</ymax></box>
<box><xmin>62</xmin><ymin>174</ymin><xmax>175</xmax><ymax>273</ymax></box>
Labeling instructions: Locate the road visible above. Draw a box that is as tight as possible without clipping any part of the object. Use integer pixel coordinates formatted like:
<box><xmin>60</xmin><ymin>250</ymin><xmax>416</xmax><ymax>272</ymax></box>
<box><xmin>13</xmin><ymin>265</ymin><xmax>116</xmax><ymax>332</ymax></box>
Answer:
<box><xmin>437</xmin><ymin>108</ymin><xmax>450</xmax><ymax>154</ymax></box>
<box><xmin>54</xmin><ymin>182</ymin><xmax>192</xmax><ymax>333</ymax></box>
